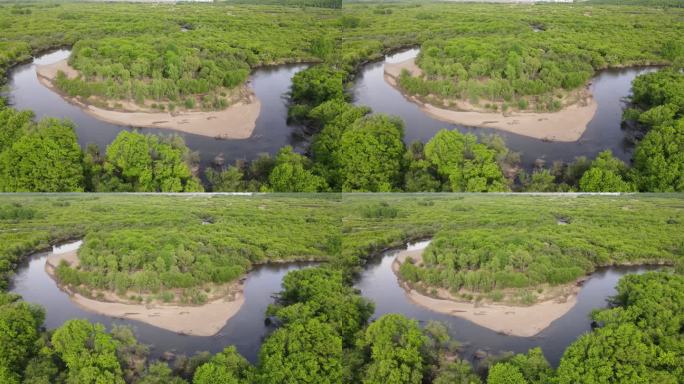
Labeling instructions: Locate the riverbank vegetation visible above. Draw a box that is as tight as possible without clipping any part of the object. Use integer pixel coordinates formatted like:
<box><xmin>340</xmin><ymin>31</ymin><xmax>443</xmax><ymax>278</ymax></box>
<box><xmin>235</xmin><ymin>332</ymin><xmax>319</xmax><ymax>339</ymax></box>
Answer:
<box><xmin>342</xmin><ymin>194</ymin><xmax>684</xmax><ymax>302</ymax></box>
<box><xmin>0</xmin><ymin>194</ymin><xmax>339</xmax><ymax>300</ymax></box>
<box><xmin>1</xmin><ymin>1</ymin><xmax>683</xmax><ymax>192</ymax></box>
<box><xmin>1</xmin><ymin>194</ymin><xmax>682</xmax><ymax>383</ymax></box>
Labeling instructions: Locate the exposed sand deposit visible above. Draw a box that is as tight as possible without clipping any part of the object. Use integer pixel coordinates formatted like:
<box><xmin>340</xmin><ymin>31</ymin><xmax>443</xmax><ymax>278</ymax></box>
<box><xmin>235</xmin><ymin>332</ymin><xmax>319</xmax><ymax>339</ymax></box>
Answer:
<box><xmin>392</xmin><ymin>243</ymin><xmax>578</xmax><ymax>337</ymax></box>
<box><xmin>36</xmin><ymin>59</ymin><xmax>261</xmax><ymax>139</ymax></box>
<box><xmin>384</xmin><ymin>58</ymin><xmax>598</xmax><ymax>142</ymax></box>
<box><xmin>45</xmin><ymin>242</ymin><xmax>245</xmax><ymax>336</ymax></box>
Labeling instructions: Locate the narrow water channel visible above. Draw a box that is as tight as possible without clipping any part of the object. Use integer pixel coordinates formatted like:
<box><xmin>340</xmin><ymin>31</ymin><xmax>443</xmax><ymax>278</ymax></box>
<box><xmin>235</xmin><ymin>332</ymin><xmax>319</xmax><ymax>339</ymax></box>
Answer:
<box><xmin>10</xmin><ymin>240</ymin><xmax>316</xmax><ymax>363</ymax></box>
<box><xmin>10</xmin><ymin>239</ymin><xmax>661</xmax><ymax>367</ymax></box>
<box><xmin>4</xmin><ymin>50</ymin><xmax>309</xmax><ymax>171</ymax></box>
<box><xmin>356</xmin><ymin>240</ymin><xmax>661</xmax><ymax>367</ymax></box>
<box><xmin>352</xmin><ymin>49</ymin><xmax>657</xmax><ymax>167</ymax></box>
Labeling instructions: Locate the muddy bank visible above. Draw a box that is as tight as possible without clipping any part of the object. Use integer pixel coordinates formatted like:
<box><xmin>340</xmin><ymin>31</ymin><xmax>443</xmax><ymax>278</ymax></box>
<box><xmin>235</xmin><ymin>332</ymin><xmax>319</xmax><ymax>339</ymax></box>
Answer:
<box><xmin>44</xmin><ymin>242</ymin><xmax>245</xmax><ymax>336</ymax></box>
<box><xmin>36</xmin><ymin>59</ymin><xmax>261</xmax><ymax>139</ymax></box>
<box><xmin>391</xmin><ymin>243</ymin><xmax>578</xmax><ymax>337</ymax></box>
<box><xmin>384</xmin><ymin>58</ymin><xmax>598</xmax><ymax>142</ymax></box>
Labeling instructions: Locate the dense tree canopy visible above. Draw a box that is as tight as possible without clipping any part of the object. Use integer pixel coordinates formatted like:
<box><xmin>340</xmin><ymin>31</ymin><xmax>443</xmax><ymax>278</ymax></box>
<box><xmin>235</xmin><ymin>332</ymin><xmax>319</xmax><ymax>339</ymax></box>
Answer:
<box><xmin>424</xmin><ymin>129</ymin><xmax>507</xmax><ymax>192</ymax></box>
<box><xmin>0</xmin><ymin>118</ymin><xmax>84</xmax><ymax>192</ymax></box>
<box><xmin>338</xmin><ymin>115</ymin><xmax>406</xmax><ymax>192</ymax></box>
<box><xmin>359</xmin><ymin>314</ymin><xmax>427</xmax><ymax>384</ymax></box>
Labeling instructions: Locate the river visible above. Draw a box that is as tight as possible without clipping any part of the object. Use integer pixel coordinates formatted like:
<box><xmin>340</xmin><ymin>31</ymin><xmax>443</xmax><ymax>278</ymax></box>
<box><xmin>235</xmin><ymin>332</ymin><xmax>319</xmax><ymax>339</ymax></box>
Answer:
<box><xmin>10</xmin><ymin>239</ymin><xmax>661</xmax><ymax>366</ymax></box>
<box><xmin>352</xmin><ymin>49</ymin><xmax>657</xmax><ymax>166</ymax></box>
<box><xmin>3</xmin><ymin>50</ymin><xmax>310</xmax><ymax>172</ymax></box>
<box><xmin>4</xmin><ymin>49</ymin><xmax>657</xmax><ymax>173</ymax></box>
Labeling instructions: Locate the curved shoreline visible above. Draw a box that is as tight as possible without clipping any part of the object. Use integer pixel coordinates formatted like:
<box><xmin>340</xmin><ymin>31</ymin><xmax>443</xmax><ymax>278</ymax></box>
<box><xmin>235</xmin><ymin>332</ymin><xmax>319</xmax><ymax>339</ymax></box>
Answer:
<box><xmin>44</xmin><ymin>243</ymin><xmax>245</xmax><ymax>337</ymax></box>
<box><xmin>391</xmin><ymin>242</ymin><xmax>579</xmax><ymax>337</ymax></box>
<box><xmin>384</xmin><ymin>58</ymin><xmax>598</xmax><ymax>142</ymax></box>
<box><xmin>35</xmin><ymin>59</ymin><xmax>261</xmax><ymax>140</ymax></box>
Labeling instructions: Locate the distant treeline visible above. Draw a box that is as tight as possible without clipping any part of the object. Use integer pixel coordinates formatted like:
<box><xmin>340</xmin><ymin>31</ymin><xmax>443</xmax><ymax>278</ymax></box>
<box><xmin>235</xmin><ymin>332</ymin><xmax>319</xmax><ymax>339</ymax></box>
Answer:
<box><xmin>586</xmin><ymin>0</ymin><xmax>684</xmax><ymax>7</ymax></box>
<box><xmin>222</xmin><ymin>0</ymin><xmax>342</xmax><ymax>9</ymax></box>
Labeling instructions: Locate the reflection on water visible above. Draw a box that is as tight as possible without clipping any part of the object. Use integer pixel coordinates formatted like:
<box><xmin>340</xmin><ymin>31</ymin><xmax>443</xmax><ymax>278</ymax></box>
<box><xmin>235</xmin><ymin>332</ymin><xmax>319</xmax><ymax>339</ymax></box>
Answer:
<box><xmin>352</xmin><ymin>49</ymin><xmax>657</xmax><ymax>168</ymax></box>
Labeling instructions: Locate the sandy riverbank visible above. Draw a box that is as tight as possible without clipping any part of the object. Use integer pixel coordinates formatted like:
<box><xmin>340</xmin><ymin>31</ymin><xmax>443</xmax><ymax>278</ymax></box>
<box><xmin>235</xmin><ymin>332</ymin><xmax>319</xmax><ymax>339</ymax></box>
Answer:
<box><xmin>384</xmin><ymin>58</ymin><xmax>598</xmax><ymax>142</ymax></box>
<box><xmin>45</xmin><ymin>244</ymin><xmax>245</xmax><ymax>336</ymax></box>
<box><xmin>36</xmin><ymin>59</ymin><xmax>261</xmax><ymax>139</ymax></box>
<box><xmin>392</xmin><ymin>243</ymin><xmax>578</xmax><ymax>337</ymax></box>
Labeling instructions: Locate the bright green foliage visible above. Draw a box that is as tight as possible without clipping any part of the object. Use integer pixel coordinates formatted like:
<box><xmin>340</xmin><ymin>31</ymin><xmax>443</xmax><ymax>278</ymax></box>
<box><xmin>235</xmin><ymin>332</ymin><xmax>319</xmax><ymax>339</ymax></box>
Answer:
<box><xmin>96</xmin><ymin>131</ymin><xmax>203</xmax><ymax>192</ymax></box>
<box><xmin>505</xmin><ymin>348</ymin><xmax>554</xmax><ymax>384</ymax></box>
<box><xmin>55</xmin><ymin>37</ymin><xmax>249</xmax><ymax>110</ymax></box>
<box><xmin>291</xmin><ymin>65</ymin><xmax>346</xmax><ymax>107</ymax></box>
<box><xmin>51</xmin><ymin>319</ymin><xmax>125</xmax><ymax>384</ymax></box>
<box><xmin>557</xmin><ymin>273</ymin><xmax>684</xmax><ymax>383</ymax></box>
<box><xmin>633</xmin><ymin>118</ymin><xmax>684</xmax><ymax>191</ymax></box>
<box><xmin>266</xmin><ymin>146</ymin><xmax>327</xmax><ymax>192</ymax></box>
<box><xmin>193</xmin><ymin>346</ymin><xmax>253</xmax><ymax>384</ymax></box>
<box><xmin>578</xmin><ymin>150</ymin><xmax>634</xmax><ymax>192</ymax></box>
<box><xmin>0</xmin><ymin>104</ymin><xmax>33</xmax><ymax>153</ymax></box>
<box><xmin>398</xmin><ymin>8</ymin><xmax>682</xmax><ymax>111</ymax></box>
<box><xmin>257</xmin><ymin>319</ymin><xmax>343</xmax><ymax>384</ymax></box>
<box><xmin>0</xmin><ymin>195</ymin><xmax>339</xmax><ymax>291</ymax></box>
<box><xmin>0</xmin><ymin>293</ymin><xmax>45</xmax><ymax>380</ymax></box>
<box><xmin>630</xmin><ymin>70</ymin><xmax>684</xmax><ymax>118</ymax></box>
<box><xmin>359</xmin><ymin>314</ymin><xmax>427</xmax><ymax>384</ymax></box>
<box><xmin>0</xmin><ymin>118</ymin><xmax>84</xmax><ymax>192</ymax></box>
<box><xmin>338</xmin><ymin>115</ymin><xmax>405</xmax><ymax>192</ymax></box>
<box><xmin>344</xmin><ymin>194</ymin><xmax>684</xmax><ymax>301</ymax></box>
<box><xmin>271</xmin><ymin>268</ymin><xmax>374</xmax><ymax>345</ymax></box>
<box><xmin>424</xmin><ymin>129</ymin><xmax>507</xmax><ymax>192</ymax></box>
<box><xmin>309</xmin><ymin>100</ymin><xmax>371</xmax><ymax>189</ymax></box>
<box><xmin>487</xmin><ymin>363</ymin><xmax>527</xmax><ymax>384</ymax></box>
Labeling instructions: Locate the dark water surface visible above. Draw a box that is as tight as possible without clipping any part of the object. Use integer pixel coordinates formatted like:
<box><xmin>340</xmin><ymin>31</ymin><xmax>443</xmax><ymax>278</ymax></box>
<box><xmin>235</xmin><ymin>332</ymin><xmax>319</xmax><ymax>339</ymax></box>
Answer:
<box><xmin>5</xmin><ymin>49</ymin><xmax>657</xmax><ymax>171</ymax></box>
<box><xmin>4</xmin><ymin>50</ymin><xmax>309</xmax><ymax>171</ymax></box>
<box><xmin>10</xmin><ymin>241</ymin><xmax>316</xmax><ymax>363</ymax></box>
<box><xmin>352</xmin><ymin>49</ymin><xmax>657</xmax><ymax>167</ymax></box>
<box><xmin>356</xmin><ymin>240</ymin><xmax>661</xmax><ymax>367</ymax></box>
<box><xmin>11</xmin><ymin>240</ymin><xmax>660</xmax><ymax>366</ymax></box>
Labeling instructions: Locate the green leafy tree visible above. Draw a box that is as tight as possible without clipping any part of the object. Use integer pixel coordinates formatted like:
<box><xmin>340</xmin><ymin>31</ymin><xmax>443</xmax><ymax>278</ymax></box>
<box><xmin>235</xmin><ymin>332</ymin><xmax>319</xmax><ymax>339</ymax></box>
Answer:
<box><xmin>193</xmin><ymin>346</ymin><xmax>252</xmax><ymax>384</ymax></box>
<box><xmin>0</xmin><ymin>293</ymin><xmax>45</xmax><ymax>378</ymax></box>
<box><xmin>291</xmin><ymin>65</ymin><xmax>346</xmax><ymax>106</ymax></box>
<box><xmin>0</xmin><ymin>104</ymin><xmax>33</xmax><ymax>153</ymax></box>
<box><xmin>0</xmin><ymin>118</ymin><xmax>84</xmax><ymax>192</ymax></box>
<box><xmin>309</xmin><ymin>100</ymin><xmax>370</xmax><ymax>189</ymax></box>
<box><xmin>257</xmin><ymin>319</ymin><xmax>343</xmax><ymax>384</ymax></box>
<box><xmin>578</xmin><ymin>150</ymin><xmax>634</xmax><ymax>192</ymax></box>
<box><xmin>338</xmin><ymin>115</ymin><xmax>405</xmax><ymax>192</ymax></box>
<box><xmin>359</xmin><ymin>314</ymin><xmax>427</xmax><ymax>384</ymax></box>
<box><xmin>487</xmin><ymin>363</ymin><xmax>527</xmax><ymax>384</ymax></box>
<box><xmin>633</xmin><ymin>118</ymin><xmax>684</xmax><ymax>191</ymax></box>
<box><xmin>266</xmin><ymin>146</ymin><xmax>327</xmax><ymax>192</ymax></box>
<box><xmin>51</xmin><ymin>319</ymin><xmax>125</xmax><ymax>384</ymax></box>
<box><xmin>101</xmin><ymin>131</ymin><xmax>203</xmax><ymax>192</ymax></box>
<box><xmin>424</xmin><ymin>129</ymin><xmax>507</xmax><ymax>192</ymax></box>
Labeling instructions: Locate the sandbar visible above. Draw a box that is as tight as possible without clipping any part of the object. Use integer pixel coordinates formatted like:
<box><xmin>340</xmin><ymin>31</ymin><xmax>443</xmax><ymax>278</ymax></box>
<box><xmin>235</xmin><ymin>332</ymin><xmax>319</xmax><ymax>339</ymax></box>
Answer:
<box><xmin>36</xmin><ymin>59</ymin><xmax>261</xmax><ymax>139</ymax></box>
<box><xmin>392</xmin><ymin>242</ymin><xmax>578</xmax><ymax>337</ymax></box>
<box><xmin>384</xmin><ymin>58</ymin><xmax>598</xmax><ymax>142</ymax></box>
<box><xmin>45</xmin><ymin>243</ymin><xmax>245</xmax><ymax>336</ymax></box>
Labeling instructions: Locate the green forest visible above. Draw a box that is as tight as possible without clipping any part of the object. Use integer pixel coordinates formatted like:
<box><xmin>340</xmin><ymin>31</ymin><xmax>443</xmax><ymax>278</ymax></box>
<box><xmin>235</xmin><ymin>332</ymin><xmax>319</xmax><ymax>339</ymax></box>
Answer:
<box><xmin>0</xmin><ymin>194</ymin><xmax>682</xmax><ymax>383</ymax></box>
<box><xmin>1</xmin><ymin>1</ymin><xmax>683</xmax><ymax>192</ymax></box>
